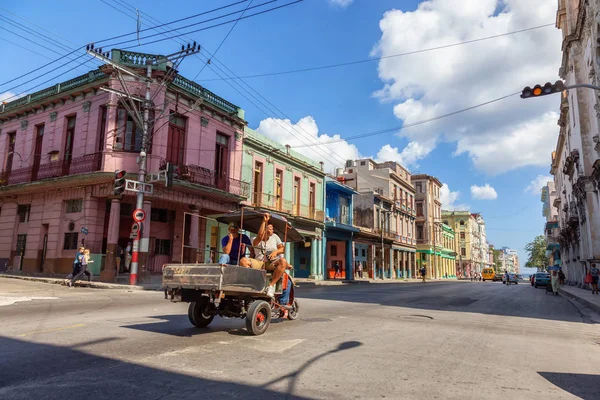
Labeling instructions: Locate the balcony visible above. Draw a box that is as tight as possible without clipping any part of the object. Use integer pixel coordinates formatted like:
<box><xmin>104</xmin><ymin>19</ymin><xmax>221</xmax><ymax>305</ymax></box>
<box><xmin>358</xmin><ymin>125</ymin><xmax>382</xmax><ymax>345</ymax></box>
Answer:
<box><xmin>325</xmin><ymin>212</ymin><xmax>352</xmax><ymax>227</ymax></box>
<box><xmin>250</xmin><ymin>192</ymin><xmax>324</xmax><ymax>222</ymax></box>
<box><xmin>177</xmin><ymin>164</ymin><xmax>249</xmax><ymax>197</ymax></box>
<box><xmin>2</xmin><ymin>152</ymin><xmax>103</xmax><ymax>186</ymax></box>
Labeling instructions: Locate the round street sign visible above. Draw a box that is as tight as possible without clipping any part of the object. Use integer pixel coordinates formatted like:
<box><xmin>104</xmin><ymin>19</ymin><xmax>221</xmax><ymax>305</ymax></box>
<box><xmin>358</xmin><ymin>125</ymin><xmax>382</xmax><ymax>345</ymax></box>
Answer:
<box><xmin>133</xmin><ymin>208</ymin><xmax>146</xmax><ymax>222</ymax></box>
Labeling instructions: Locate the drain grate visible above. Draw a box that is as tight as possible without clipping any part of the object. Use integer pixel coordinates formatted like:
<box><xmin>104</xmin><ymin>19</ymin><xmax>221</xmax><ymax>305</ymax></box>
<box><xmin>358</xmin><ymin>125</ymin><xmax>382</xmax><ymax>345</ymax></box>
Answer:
<box><xmin>300</xmin><ymin>318</ymin><xmax>332</xmax><ymax>323</ymax></box>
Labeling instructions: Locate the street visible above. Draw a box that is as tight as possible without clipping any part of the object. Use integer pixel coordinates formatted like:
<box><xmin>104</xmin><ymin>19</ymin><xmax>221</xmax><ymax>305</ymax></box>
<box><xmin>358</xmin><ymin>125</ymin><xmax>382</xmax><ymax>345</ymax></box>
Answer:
<box><xmin>1</xmin><ymin>279</ymin><xmax>599</xmax><ymax>400</ymax></box>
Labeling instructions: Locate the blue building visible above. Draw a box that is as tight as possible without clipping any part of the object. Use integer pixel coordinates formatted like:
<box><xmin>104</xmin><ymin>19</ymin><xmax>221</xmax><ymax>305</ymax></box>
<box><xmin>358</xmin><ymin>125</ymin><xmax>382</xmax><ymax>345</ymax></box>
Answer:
<box><xmin>324</xmin><ymin>178</ymin><xmax>359</xmax><ymax>280</ymax></box>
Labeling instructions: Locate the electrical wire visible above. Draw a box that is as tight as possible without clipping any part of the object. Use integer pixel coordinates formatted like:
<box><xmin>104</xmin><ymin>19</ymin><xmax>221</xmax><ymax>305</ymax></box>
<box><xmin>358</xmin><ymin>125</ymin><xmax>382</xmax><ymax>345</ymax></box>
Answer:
<box><xmin>199</xmin><ymin>22</ymin><xmax>558</xmax><ymax>81</ymax></box>
<box><xmin>193</xmin><ymin>0</ymin><xmax>255</xmax><ymax>80</ymax></box>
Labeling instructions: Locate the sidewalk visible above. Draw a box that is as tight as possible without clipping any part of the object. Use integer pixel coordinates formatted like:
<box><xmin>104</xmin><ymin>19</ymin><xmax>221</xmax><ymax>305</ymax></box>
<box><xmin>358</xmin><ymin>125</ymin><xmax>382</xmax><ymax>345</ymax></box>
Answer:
<box><xmin>559</xmin><ymin>285</ymin><xmax>600</xmax><ymax>314</ymax></box>
<box><xmin>0</xmin><ymin>273</ymin><xmax>162</xmax><ymax>291</ymax></box>
<box><xmin>293</xmin><ymin>277</ymin><xmax>458</xmax><ymax>286</ymax></box>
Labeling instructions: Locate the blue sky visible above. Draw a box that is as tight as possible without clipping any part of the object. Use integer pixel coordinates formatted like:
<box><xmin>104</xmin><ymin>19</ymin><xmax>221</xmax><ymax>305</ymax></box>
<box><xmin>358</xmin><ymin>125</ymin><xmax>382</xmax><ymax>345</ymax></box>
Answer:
<box><xmin>0</xmin><ymin>0</ymin><xmax>562</xmax><ymax>266</ymax></box>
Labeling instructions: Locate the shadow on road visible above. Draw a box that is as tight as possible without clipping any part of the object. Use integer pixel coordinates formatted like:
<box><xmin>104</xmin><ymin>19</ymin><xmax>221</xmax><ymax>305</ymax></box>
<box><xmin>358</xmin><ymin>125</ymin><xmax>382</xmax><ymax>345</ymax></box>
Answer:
<box><xmin>0</xmin><ymin>335</ymin><xmax>361</xmax><ymax>399</ymax></box>
<box><xmin>538</xmin><ymin>372</ymin><xmax>600</xmax><ymax>399</ymax></box>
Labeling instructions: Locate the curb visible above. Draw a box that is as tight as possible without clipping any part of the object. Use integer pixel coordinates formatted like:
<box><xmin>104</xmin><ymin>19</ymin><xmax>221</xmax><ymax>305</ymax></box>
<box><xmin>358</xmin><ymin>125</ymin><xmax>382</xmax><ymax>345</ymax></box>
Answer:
<box><xmin>0</xmin><ymin>274</ymin><xmax>162</xmax><ymax>291</ymax></box>
<box><xmin>558</xmin><ymin>287</ymin><xmax>600</xmax><ymax>315</ymax></box>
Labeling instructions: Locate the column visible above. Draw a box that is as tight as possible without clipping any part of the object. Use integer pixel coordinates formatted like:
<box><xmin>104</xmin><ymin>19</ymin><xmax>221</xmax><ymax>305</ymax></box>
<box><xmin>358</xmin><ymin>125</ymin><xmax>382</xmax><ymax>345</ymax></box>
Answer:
<box><xmin>389</xmin><ymin>248</ymin><xmax>394</xmax><ymax>279</ymax></box>
<box><xmin>318</xmin><ymin>236</ymin><xmax>324</xmax><ymax>279</ymax></box>
<box><xmin>367</xmin><ymin>244</ymin><xmax>374</xmax><ymax>279</ymax></box>
<box><xmin>401</xmin><ymin>251</ymin><xmax>406</xmax><ymax>279</ymax></box>
<box><xmin>189</xmin><ymin>209</ymin><xmax>200</xmax><ymax>263</ymax></box>
<box><xmin>310</xmin><ymin>237</ymin><xmax>318</xmax><ymax>279</ymax></box>
<box><xmin>346</xmin><ymin>239</ymin><xmax>354</xmax><ymax>281</ymax></box>
<box><xmin>100</xmin><ymin>198</ymin><xmax>120</xmax><ymax>282</ymax></box>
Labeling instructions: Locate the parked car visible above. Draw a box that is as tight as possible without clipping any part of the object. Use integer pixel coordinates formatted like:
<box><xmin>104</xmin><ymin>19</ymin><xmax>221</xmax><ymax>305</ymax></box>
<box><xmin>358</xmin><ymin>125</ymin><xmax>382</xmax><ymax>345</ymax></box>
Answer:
<box><xmin>494</xmin><ymin>273</ymin><xmax>504</xmax><ymax>282</ymax></box>
<box><xmin>502</xmin><ymin>273</ymin><xmax>518</xmax><ymax>284</ymax></box>
<box><xmin>533</xmin><ymin>272</ymin><xmax>550</xmax><ymax>288</ymax></box>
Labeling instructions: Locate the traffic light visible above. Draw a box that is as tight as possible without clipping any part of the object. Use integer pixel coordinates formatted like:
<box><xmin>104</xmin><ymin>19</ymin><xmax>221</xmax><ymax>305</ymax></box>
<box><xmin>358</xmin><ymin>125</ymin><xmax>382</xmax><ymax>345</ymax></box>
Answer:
<box><xmin>113</xmin><ymin>170</ymin><xmax>127</xmax><ymax>196</ymax></box>
<box><xmin>521</xmin><ymin>80</ymin><xmax>565</xmax><ymax>99</ymax></box>
<box><xmin>165</xmin><ymin>163</ymin><xmax>174</xmax><ymax>188</ymax></box>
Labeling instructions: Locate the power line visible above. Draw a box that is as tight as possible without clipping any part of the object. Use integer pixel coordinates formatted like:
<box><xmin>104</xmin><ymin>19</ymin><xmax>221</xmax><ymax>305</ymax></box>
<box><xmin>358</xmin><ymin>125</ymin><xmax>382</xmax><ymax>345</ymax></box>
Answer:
<box><xmin>193</xmin><ymin>0</ymin><xmax>255</xmax><ymax>80</ymax></box>
<box><xmin>101</xmin><ymin>1</ymin><xmax>303</xmax><ymax>49</ymax></box>
<box><xmin>292</xmin><ymin>91</ymin><xmax>520</xmax><ymax>148</ymax></box>
<box><xmin>199</xmin><ymin>22</ymin><xmax>557</xmax><ymax>81</ymax></box>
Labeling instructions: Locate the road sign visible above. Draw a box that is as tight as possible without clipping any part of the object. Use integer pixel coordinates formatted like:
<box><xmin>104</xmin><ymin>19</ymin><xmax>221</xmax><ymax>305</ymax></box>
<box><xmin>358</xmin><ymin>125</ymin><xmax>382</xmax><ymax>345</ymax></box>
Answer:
<box><xmin>81</xmin><ymin>227</ymin><xmax>89</xmax><ymax>235</ymax></box>
<box><xmin>133</xmin><ymin>208</ymin><xmax>146</xmax><ymax>222</ymax></box>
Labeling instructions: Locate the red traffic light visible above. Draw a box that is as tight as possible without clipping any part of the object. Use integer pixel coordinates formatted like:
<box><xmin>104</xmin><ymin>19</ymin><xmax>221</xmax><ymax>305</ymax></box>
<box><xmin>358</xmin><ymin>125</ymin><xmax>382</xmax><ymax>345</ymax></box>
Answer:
<box><xmin>115</xmin><ymin>170</ymin><xmax>126</xmax><ymax>179</ymax></box>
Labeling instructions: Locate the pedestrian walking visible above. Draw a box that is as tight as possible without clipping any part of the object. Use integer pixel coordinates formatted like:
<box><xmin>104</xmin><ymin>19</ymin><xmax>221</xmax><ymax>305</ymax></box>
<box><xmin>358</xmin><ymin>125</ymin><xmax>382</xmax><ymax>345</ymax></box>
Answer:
<box><xmin>590</xmin><ymin>263</ymin><xmax>599</xmax><ymax>295</ymax></box>
<box><xmin>65</xmin><ymin>246</ymin><xmax>85</xmax><ymax>286</ymax></box>
<box><xmin>68</xmin><ymin>249</ymin><xmax>93</xmax><ymax>286</ymax></box>
<box><xmin>550</xmin><ymin>270</ymin><xmax>560</xmax><ymax>296</ymax></box>
<box><xmin>420</xmin><ymin>266</ymin><xmax>426</xmax><ymax>283</ymax></box>
<box><xmin>558</xmin><ymin>269</ymin><xmax>565</xmax><ymax>285</ymax></box>
<box><xmin>124</xmin><ymin>242</ymin><xmax>132</xmax><ymax>272</ymax></box>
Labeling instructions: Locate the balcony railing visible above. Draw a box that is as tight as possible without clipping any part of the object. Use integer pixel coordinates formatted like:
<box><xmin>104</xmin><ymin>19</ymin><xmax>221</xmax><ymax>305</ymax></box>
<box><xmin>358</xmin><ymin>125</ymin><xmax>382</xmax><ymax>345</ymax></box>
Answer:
<box><xmin>249</xmin><ymin>192</ymin><xmax>324</xmax><ymax>221</ymax></box>
<box><xmin>171</xmin><ymin>75</ymin><xmax>240</xmax><ymax>116</ymax></box>
<box><xmin>178</xmin><ymin>164</ymin><xmax>249</xmax><ymax>197</ymax></box>
<box><xmin>2</xmin><ymin>152</ymin><xmax>103</xmax><ymax>186</ymax></box>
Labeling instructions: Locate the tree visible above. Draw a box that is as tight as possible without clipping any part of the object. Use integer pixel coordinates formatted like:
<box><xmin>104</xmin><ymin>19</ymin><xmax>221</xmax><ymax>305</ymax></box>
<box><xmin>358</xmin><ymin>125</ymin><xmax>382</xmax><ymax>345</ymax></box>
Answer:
<box><xmin>525</xmin><ymin>235</ymin><xmax>547</xmax><ymax>271</ymax></box>
<box><xmin>493</xmin><ymin>249</ymin><xmax>503</xmax><ymax>271</ymax></box>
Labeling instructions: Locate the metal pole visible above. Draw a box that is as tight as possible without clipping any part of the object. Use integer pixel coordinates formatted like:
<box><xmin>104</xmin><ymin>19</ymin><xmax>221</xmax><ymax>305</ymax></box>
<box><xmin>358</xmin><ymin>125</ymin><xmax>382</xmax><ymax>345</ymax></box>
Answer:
<box><xmin>381</xmin><ymin>212</ymin><xmax>384</xmax><ymax>280</ymax></box>
<box><xmin>129</xmin><ymin>61</ymin><xmax>152</xmax><ymax>285</ymax></box>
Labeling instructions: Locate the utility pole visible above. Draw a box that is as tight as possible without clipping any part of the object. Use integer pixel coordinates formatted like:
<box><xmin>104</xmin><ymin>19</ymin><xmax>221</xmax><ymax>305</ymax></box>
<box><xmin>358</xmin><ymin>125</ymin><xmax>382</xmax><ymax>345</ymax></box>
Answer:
<box><xmin>86</xmin><ymin>42</ymin><xmax>200</xmax><ymax>285</ymax></box>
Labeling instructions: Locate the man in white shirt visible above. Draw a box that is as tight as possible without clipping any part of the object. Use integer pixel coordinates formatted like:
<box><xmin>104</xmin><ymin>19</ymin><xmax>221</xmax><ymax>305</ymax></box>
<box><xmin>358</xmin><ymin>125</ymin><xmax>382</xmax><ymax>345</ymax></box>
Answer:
<box><xmin>243</xmin><ymin>213</ymin><xmax>290</xmax><ymax>298</ymax></box>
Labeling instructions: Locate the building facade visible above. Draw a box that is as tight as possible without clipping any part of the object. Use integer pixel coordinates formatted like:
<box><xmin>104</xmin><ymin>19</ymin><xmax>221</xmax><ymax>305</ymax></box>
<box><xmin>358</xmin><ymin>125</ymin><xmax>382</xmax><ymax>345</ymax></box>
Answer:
<box><xmin>340</xmin><ymin>159</ymin><xmax>417</xmax><ymax>279</ymax></box>
<box><xmin>542</xmin><ymin>181</ymin><xmax>561</xmax><ymax>268</ymax></box>
<box><xmin>440</xmin><ymin>223</ymin><xmax>457</xmax><ymax>278</ymax></box>
<box><xmin>240</xmin><ymin>127</ymin><xmax>325</xmax><ymax>279</ymax></box>
<box><xmin>500</xmin><ymin>247</ymin><xmax>520</xmax><ymax>274</ymax></box>
<box><xmin>442</xmin><ymin>210</ymin><xmax>476</xmax><ymax>278</ymax></box>
<box><xmin>0</xmin><ymin>49</ymin><xmax>249</xmax><ymax>280</ymax></box>
<box><xmin>324</xmin><ymin>178</ymin><xmax>359</xmax><ymax>280</ymax></box>
<box><xmin>411</xmin><ymin>174</ymin><xmax>446</xmax><ymax>279</ymax></box>
<box><xmin>551</xmin><ymin>0</ymin><xmax>600</xmax><ymax>286</ymax></box>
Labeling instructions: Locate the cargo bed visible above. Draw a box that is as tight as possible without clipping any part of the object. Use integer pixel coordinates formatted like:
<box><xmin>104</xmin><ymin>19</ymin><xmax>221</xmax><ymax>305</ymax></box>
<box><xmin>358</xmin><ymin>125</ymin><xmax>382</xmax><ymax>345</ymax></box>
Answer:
<box><xmin>162</xmin><ymin>264</ymin><xmax>267</xmax><ymax>293</ymax></box>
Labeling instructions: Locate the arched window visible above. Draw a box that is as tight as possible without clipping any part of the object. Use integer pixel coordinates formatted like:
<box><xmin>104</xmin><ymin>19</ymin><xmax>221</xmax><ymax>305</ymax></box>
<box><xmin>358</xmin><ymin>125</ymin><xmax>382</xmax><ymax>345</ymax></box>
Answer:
<box><xmin>459</xmin><ymin>220</ymin><xmax>465</xmax><ymax>226</ymax></box>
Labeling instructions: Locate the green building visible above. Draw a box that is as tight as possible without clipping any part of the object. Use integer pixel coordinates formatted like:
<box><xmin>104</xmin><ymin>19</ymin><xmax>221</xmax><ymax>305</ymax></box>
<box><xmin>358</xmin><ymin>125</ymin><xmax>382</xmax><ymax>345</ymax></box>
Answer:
<box><xmin>209</xmin><ymin>127</ymin><xmax>326</xmax><ymax>278</ymax></box>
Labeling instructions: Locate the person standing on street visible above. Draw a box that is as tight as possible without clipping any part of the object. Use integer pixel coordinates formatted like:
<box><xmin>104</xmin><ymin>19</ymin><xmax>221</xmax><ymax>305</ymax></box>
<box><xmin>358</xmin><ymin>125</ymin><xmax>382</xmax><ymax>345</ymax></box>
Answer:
<box><xmin>420</xmin><ymin>266</ymin><xmax>426</xmax><ymax>283</ymax></box>
<box><xmin>550</xmin><ymin>270</ymin><xmax>560</xmax><ymax>296</ymax></box>
<box><xmin>124</xmin><ymin>242</ymin><xmax>132</xmax><ymax>272</ymax></box>
<box><xmin>590</xmin><ymin>263</ymin><xmax>599</xmax><ymax>295</ymax></box>
<box><xmin>65</xmin><ymin>246</ymin><xmax>85</xmax><ymax>286</ymax></box>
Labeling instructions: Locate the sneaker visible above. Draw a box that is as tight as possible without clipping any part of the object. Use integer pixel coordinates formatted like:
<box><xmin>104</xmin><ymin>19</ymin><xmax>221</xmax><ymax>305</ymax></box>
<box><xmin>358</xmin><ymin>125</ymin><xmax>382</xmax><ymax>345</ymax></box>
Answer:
<box><xmin>265</xmin><ymin>285</ymin><xmax>275</xmax><ymax>298</ymax></box>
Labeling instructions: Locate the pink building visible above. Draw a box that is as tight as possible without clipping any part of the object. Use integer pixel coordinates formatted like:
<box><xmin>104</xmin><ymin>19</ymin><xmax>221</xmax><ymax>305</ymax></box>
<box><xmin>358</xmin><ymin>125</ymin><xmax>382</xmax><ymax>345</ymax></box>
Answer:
<box><xmin>0</xmin><ymin>49</ymin><xmax>248</xmax><ymax>281</ymax></box>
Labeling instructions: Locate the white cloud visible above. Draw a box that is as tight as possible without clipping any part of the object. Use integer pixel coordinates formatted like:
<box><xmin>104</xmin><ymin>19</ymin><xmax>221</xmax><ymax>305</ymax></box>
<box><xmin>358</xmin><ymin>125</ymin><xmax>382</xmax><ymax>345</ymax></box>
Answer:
<box><xmin>440</xmin><ymin>183</ymin><xmax>469</xmax><ymax>211</ymax></box>
<box><xmin>374</xmin><ymin>140</ymin><xmax>434</xmax><ymax>169</ymax></box>
<box><xmin>256</xmin><ymin>116</ymin><xmax>361</xmax><ymax>173</ymax></box>
<box><xmin>470</xmin><ymin>184</ymin><xmax>498</xmax><ymax>200</ymax></box>
<box><xmin>0</xmin><ymin>91</ymin><xmax>18</xmax><ymax>103</ymax></box>
<box><xmin>328</xmin><ymin>0</ymin><xmax>353</xmax><ymax>7</ymax></box>
<box><xmin>372</xmin><ymin>0</ymin><xmax>562</xmax><ymax>175</ymax></box>
<box><xmin>525</xmin><ymin>174</ymin><xmax>553</xmax><ymax>195</ymax></box>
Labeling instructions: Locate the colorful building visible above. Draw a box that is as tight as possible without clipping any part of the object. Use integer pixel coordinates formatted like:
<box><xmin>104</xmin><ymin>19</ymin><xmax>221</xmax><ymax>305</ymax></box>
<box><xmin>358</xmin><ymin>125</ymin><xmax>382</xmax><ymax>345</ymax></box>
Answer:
<box><xmin>541</xmin><ymin>181</ymin><xmax>560</xmax><ymax>269</ymax></box>
<box><xmin>240</xmin><ymin>127</ymin><xmax>325</xmax><ymax>279</ymax></box>
<box><xmin>440</xmin><ymin>223</ymin><xmax>457</xmax><ymax>278</ymax></box>
<box><xmin>0</xmin><ymin>49</ymin><xmax>249</xmax><ymax>280</ymax></box>
<box><xmin>340</xmin><ymin>159</ymin><xmax>417</xmax><ymax>279</ymax></box>
<box><xmin>411</xmin><ymin>174</ymin><xmax>444</xmax><ymax>279</ymax></box>
<box><xmin>442</xmin><ymin>210</ymin><xmax>474</xmax><ymax>278</ymax></box>
<box><xmin>324</xmin><ymin>177</ymin><xmax>359</xmax><ymax>280</ymax></box>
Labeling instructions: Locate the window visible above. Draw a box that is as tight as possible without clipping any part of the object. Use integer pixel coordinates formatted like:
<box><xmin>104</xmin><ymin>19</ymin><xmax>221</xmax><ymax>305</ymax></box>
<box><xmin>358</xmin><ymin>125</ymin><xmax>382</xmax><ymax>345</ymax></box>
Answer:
<box><xmin>443</xmin><ymin>220</ymin><xmax>448</xmax><ymax>225</ymax></box>
<box><xmin>461</xmin><ymin>247</ymin><xmax>466</xmax><ymax>256</ymax></box>
<box><xmin>309</xmin><ymin>182</ymin><xmax>316</xmax><ymax>213</ymax></box>
<box><xmin>63</xmin><ymin>232</ymin><xmax>79</xmax><ymax>250</ymax></box>
<box><xmin>416</xmin><ymin>202</ymin><xmax>424</xmax><ymax>216</ymax></box>
<box><xmin>360</xmin><ymin>161</ymin><xmax>366</xmax><ymax>166</ymax></box>
<box><xmin>331</xmin><ymin>245</ymin><xmax>337</xmax><ymax>256</ymax></box>
<box><xmin>65</xmin><ymin>199</ymin><xmax>83</xmax><ymax>213</ymax></box>
<box><xmin>417</xmin><ymin>225</ymin><xmax>424</xmax><ymax>240</ymax></box>
<box><xmin>151</xmin><ymin>208</ymin><xmax>169</xmax><ymax>223</ymax></box>
<box><xmin>354</xmin><ymin>248</ymin><xmax>358</xmax><ymax>256</ymax></box>
<box><xmin>416</xmin><ymin>182</ymin><xmax>422</xmax><ymax>193</ymax></box>
<box><xmin>154</xmin><ymin>239</ymin><xmax>172</xmax><ymax>256</ymax></box>
<box><xmin>17</xmin><ymin>205</ymin><xmax>30</xmax><ymax>222</ymax></box>
<box><xmin>459</xmin><ymin>220</ymin><xmax>465</xmax><ymax>226</ymax></box>
<box><xmin>362</xmin><ymin>249</ymin><xmax>366</xmax><ymax>257</ymax></box>
<box><xmin>16</xmin><ymin>234</ymin><xmax>27</xmax><ymax>255</ymax></box>
<box><xmin>253</xmin><ymin>161</ymin><xmax>264</xmax><ymax>204</ymax></box>
<box><xmin>5</xmin><ymin>131</ymin><xmax>16</xmax><ymax>174</ymax></box>
<box><xmin>115</xmin><ymin>107</ymin><xmax>154</xmax><ymax>152</ymax></box>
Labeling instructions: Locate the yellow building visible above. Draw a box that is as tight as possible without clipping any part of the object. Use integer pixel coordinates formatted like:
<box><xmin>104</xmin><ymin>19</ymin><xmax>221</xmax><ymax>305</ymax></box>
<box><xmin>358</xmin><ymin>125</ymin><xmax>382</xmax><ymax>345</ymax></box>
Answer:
<box><xmin>442</xmin><ymin>210</ymin><xmax>477</xmax><ymax>279</ymax></box>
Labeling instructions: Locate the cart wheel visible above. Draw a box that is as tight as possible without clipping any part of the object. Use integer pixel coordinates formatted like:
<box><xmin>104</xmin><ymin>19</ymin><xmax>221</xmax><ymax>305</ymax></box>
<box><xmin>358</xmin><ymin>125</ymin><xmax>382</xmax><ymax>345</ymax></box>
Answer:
<box><xmin>287</xmin><ymin>300</ymin><xmax>299</xmax><ymax>320</ymax></box>
<box><xmin>246</xmin><ymin>300</ymin><xmax>271</xmax><ymax>336</ymax></box>
<box><xmin>188</xmin><ymin>299</ymin><xmax>214</xmax><ymax>328</ymax></box>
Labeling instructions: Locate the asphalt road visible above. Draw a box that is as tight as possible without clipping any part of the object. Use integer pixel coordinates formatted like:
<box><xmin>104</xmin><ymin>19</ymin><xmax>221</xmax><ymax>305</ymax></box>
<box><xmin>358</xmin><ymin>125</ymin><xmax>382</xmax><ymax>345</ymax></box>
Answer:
<box><xmin>1</xmin><ymin>278</ymin><xmax>599</xmax><ymax>400</ymax></box>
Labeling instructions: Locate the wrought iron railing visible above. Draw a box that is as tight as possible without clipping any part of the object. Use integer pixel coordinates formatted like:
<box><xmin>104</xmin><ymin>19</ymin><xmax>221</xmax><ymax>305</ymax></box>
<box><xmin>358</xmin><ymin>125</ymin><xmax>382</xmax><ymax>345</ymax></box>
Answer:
<box><xmin>171</xmin><ymin>75</ymin><xmax>240</xmax><ymax>115</ymax></box>
<box><xmin>178</xmin><ymin>164</ymin><xmax>249</xmax><ymax>198</ymax></box>
<box><xmin>1</xmin><ymin>70</ymin><xmax>106</xmax><ymax>114</ymax></box>
<box><xmin>2</xmin><ymin>152</ymin><xmax>103</xmax><ymax>186</ymax></box>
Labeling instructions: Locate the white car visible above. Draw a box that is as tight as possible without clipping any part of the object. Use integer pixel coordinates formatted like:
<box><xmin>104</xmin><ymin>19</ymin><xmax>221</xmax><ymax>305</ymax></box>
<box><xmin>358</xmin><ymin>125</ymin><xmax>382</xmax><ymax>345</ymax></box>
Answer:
<box><xmin>502</xmin><ymin>273</ymin><xmax>518</xmax><ymax>285</ymax></box>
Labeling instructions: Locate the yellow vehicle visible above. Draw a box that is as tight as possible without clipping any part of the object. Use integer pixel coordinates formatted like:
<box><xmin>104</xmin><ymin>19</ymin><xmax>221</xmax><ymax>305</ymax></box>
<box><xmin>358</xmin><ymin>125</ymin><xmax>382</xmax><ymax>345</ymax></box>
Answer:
<box><xmin>482</xmin><ymin>268</ymin><xmax>495</xmax><ymax>281</ymax></box>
